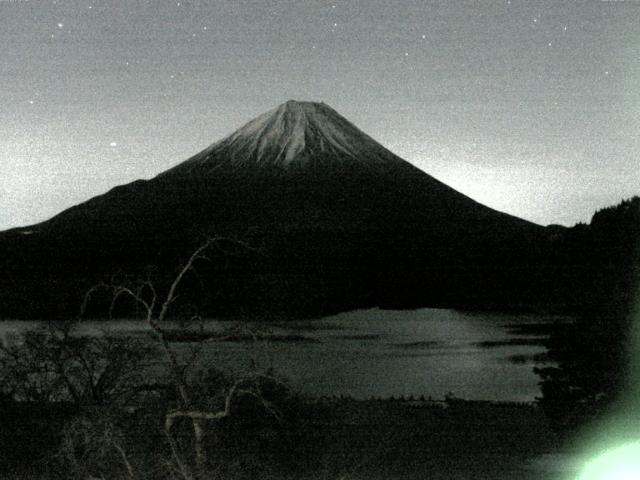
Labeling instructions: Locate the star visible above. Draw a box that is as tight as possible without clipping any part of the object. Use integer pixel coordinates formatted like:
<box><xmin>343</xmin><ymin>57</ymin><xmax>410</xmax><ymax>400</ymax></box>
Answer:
<box><xmin>109</xmin><ymin>142</ymin><xmax>118</xmax><ymax>147</ymax></box>
<box><xmin>57</xmin><ymin>23</ymin><xmax>64</xmax><ymax>29</ymax></box>
<box><xmin>28</xmin><ymin>100</ymin><xmax>34</xmax><ymax>105</ymax></box>
<box><xmin>421</xmin><ymin>34</ymin><xmax>426</xmax><ymax>40</ymax></box>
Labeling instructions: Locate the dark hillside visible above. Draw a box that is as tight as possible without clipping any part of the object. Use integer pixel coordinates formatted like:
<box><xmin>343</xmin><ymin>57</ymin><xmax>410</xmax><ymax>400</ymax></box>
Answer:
<box><xmin>1</xmin><ymin>101</ymin><xmax>618</xmax><ymax>319</ymax></box>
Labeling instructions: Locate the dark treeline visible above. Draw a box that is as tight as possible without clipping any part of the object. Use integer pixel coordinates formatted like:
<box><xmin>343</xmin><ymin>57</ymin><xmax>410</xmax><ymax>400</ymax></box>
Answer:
<box><xmin>0</xmin><ymin>195</ymin><xmax>637</xmax><ymax>321</ymax></box>
<box><xmin>536</xmin><ymin>196</ymin><xmax>640</xmax><ymax>431</ymax></box>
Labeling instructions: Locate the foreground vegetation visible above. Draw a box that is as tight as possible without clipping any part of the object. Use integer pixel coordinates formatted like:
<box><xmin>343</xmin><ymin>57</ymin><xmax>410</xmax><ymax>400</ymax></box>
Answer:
<box><xmin>0</xmin><ymin>197</ymin><xmax>636</xmax><ymax>479</ymax></box>
<box><xmin>0</xmin><ymin>365</ymin><xmax>563</xmax><ymax>480</ymax></box>
<box><xmin>0</xmin><ymin>313</ymin><xmax>563</xmax><ymax>478</ymax></box>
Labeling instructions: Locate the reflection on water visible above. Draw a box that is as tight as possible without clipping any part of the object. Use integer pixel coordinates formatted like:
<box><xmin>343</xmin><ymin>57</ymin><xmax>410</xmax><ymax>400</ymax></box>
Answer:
<box><xmin>0</xmin><ymin>308</ymin><xmax>567</xmax><ymax>402</ymax></box>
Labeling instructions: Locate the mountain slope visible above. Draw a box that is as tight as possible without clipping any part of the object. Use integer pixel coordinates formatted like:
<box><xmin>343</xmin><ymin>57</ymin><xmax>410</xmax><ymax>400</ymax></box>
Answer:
<box><xmin>0</xmin><ymin>101</ymin><xmax>551</xmax><ymax>319</ymax></box>
<box><xmin>163</xmin><ymin>100</ymin><xmax>411</xmax><ymax>172</ymax></box>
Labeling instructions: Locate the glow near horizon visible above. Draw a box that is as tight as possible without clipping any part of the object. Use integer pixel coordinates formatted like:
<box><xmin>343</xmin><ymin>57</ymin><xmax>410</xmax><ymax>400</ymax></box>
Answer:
<box><xmin>2</xmin><ymin>105</ymin><xmax>636</xmax><ymax>230</ymax></box>
<box><xmin>1</xmin><ymin>95</ymin><xmax>637</xmax><ymax>230</ymax></box>
<box><xmin>574</xmin><ymin>285</ymin><xmax>640</xmax><ymax>480</ymax></box>
<box><xmin>1</xmin><ymin>0</ymin><xmax>639</xmax><ymax>230</ymax></box>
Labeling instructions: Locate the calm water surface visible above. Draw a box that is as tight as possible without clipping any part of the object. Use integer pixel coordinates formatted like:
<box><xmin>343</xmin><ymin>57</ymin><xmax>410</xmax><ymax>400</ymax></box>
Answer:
<box><xmin>0</xmin><ymin>308</ymin><xmax>564</xmax><ymax>402</ymax></box>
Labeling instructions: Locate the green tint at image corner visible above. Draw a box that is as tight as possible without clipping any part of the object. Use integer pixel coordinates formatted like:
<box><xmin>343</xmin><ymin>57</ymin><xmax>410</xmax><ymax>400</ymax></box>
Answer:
<box><xmin>577</xmin><ymin>441</ymin><xmax>640</xmax><ymax>480</ymax></box>
<box><xmin>576</xmin><ymin>288</ymin><xmax>640</xmax><ymax>480</ymax></box>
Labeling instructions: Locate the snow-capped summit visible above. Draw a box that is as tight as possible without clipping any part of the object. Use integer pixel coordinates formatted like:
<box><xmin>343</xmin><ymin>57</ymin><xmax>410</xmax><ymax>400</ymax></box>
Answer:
<box><xmin>162</xmin><ymin>100</ymin><xmax>411</xmax><ymax>175</ymax></box>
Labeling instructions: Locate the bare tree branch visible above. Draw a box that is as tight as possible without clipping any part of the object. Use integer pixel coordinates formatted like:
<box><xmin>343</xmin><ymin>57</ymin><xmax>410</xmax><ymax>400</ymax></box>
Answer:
<box><xmin>112</xmin><ymin>440</ymin><xmax>136</xmax><ymax>480</ymax></box>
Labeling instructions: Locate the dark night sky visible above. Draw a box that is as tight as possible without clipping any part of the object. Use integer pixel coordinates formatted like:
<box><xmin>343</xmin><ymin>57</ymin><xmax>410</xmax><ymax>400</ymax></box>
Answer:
<box><xmin>2</xmin><ymin>0</ymin><xmax>639</xmax><ymax>229</ymax></box>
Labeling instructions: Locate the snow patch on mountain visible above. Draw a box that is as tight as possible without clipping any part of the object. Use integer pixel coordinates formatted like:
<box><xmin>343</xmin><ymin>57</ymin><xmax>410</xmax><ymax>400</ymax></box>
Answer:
<box><xmin>164</xmin><ymin>100</ymin><xmax>414</xmax><ymax>175</ymax></box>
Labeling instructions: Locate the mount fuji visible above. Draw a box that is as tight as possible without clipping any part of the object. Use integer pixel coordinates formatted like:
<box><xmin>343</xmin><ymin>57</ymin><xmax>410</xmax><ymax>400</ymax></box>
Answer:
<box><xmin>0</xmin><ymin>101</ymin><xmax>552</xmax><ymax>318</ymax></box>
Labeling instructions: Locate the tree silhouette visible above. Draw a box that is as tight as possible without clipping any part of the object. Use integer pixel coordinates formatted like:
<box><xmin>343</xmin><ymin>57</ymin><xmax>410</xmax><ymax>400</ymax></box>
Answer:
<box><xmin>536</xmin><ymin>197</ymin><xmax>639</xmax><ymax>431</ymax></box>
<box><xmin>82</xmin><ymin>237</ymin><xmax>284</xmax><ymax>479</ymax></box>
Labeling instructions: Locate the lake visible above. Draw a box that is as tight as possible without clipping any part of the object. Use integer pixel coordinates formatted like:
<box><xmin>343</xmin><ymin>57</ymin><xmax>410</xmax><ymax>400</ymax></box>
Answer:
<box><xmin>0</xmin><ymin>308</ymin><xmax>565</xmax><ymax>402</ymax></box>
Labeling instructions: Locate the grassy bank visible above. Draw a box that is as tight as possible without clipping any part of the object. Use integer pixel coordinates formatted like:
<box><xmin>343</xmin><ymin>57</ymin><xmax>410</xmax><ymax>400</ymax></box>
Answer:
<box><xmin>292</xmin><ymin>397</ymin><xmax>565</xmax><ymax>480</ymax></box>
<box><xmin>0</xmin><ymin>396</ymin><xmax>568</xmax><ymax>480</ymax></box>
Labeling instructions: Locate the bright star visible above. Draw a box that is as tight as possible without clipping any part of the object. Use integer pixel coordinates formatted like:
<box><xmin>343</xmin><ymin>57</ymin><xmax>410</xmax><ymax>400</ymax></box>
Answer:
<box><xmin>109</xmin><ymin>142</ymin><xmax>118</xmax><ymax>147</ymax></box>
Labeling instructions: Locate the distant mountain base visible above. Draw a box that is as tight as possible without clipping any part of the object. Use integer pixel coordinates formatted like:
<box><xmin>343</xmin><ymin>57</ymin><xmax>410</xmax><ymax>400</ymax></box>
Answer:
<box><xmin>0</xmin><ymin>100</ymin><xmax>637</xmax><ymax>320</ymax></box>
